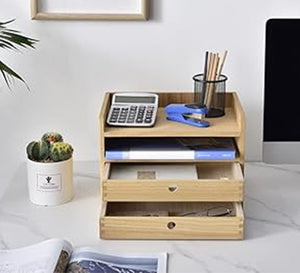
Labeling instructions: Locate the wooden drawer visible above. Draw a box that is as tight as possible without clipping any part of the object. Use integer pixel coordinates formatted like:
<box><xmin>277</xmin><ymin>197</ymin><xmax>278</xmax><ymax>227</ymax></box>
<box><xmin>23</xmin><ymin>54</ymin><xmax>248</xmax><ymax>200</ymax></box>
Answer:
<box><xmin>100</xmin><ymin>201</ymin><xmax>244</xmax><ymax>240</ymax></box>
<box><xmin>103</xmin><ymin>162</ymin><xmax>244</xmax><ymax>201</ymax></box>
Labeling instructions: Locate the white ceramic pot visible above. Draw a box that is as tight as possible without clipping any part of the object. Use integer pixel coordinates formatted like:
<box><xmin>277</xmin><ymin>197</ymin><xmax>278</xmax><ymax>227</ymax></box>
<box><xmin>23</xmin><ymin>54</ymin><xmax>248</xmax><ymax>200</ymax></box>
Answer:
<box><xmin>27</xmin><ymin>158</ymin><xmax>73</xmax><ymax>206</ymax></box>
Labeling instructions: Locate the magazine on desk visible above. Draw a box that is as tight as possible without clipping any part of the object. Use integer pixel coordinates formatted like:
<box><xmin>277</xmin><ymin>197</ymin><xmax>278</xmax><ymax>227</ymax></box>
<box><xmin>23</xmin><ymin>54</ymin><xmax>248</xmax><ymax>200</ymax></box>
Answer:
<box><xmin>0</xmin><ymin>239</ymin><xmax>167</xmax><ymax>273</ymax></box>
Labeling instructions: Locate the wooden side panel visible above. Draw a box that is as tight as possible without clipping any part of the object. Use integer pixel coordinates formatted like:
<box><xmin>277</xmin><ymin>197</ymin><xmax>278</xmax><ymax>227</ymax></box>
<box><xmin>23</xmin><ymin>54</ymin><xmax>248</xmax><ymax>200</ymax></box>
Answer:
<box><xmin>232</xmin><ymin>93</ymin><xmax>246</xmax><ymax>173</ymax></box>
<box><xmin>99</xmin><ymin>93</ymin><xmax>111</xmax><ymax>200</ymax></box>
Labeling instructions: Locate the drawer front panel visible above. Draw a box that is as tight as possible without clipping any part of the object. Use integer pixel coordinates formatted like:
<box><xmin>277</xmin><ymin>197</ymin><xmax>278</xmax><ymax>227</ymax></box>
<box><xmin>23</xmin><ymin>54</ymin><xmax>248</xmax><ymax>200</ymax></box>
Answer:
<box><xmin>103</xmin><ymin>181</ymin><xmax>243</xmax><ymax>201</ymax></box>
<box><xmin>103</xmin><ymin>162</ymin><xmax>244</xmax><ymax>201</ymax></box>
<box><xmin>100</xmin><ymin>202</ymin><xmax>244</xmax><ymax>240</ymax></box>
<box><xmin>101</xmin><ymin>217</ymin><xmax>243</xmax><ymax>240</ymax></box>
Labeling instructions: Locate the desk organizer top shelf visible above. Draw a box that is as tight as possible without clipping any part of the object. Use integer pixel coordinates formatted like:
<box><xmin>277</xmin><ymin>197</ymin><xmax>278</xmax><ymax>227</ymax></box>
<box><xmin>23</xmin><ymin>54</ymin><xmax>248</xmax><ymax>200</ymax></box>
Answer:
<box><xmin>101</xmin><ymin>92</ymin><xmax>244</xmax><ymax>138</ymax></box>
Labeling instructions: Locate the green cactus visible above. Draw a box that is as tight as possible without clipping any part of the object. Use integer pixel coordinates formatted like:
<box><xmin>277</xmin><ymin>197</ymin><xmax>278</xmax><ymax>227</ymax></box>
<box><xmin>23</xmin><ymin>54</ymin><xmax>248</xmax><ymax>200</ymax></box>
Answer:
<box><xmin>50</xmin><ymin>142</ymin><xmax>73</xmax><ymax>162</ymax></box>
<box><xmin>42</xmin><ymin>132</ymin><xmax>63</xmax><ymax>145</ymax></box>
<box><xmin>26</xmin><ymin>133</ymin><xmax>73</xmax><ymax>162</ymax></box>
<box><xmin>26</xmin><ymin>140</ymin><xmax>49</xmax><ymax>162</ymax></box>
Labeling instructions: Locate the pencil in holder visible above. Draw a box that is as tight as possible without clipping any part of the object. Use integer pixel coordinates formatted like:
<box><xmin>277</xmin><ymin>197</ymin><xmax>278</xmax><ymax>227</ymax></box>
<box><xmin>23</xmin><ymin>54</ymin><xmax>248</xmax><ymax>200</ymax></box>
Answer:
<box><xmin>193</xmin><ymin>73</ymin><xmax>227</xmax><ymax>117</ymax></box>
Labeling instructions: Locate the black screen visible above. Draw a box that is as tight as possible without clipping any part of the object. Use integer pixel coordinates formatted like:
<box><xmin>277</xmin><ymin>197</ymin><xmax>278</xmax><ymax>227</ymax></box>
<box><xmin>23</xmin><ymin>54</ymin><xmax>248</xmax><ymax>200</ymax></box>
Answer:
<box><xmin>264</xmin><ymin>19</ymin><xmax>300</xmax><ymax>141</ymax></box>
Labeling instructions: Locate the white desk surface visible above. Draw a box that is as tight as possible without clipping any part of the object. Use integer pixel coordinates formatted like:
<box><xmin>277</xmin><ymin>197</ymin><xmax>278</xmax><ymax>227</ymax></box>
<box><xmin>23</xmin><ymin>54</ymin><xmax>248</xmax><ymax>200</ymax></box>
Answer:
<box><xmin>1</xmin><ymin>162</ymin><xmax>300</xmax><ymax>273</ymax></box>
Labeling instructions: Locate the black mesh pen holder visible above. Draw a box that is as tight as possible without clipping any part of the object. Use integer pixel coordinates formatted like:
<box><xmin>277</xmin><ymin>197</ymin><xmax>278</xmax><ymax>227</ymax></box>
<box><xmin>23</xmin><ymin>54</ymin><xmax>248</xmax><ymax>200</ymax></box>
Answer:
<box><xmin>193</xmin><ymin>73</ymin><xmax>228</xmax><ymax>118</ymax></box>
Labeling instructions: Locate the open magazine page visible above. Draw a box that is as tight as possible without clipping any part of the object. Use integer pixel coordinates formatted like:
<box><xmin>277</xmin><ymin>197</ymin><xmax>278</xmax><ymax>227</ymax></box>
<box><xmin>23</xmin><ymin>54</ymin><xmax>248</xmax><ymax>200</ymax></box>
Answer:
<box><xmin>67</xmin><ymin>247</ymin><xmax>167</xmax><ymax>273</ymax></box>
<box><xmin>0</xmin><ymin>238</ymin><xmax>73</xmax><ymax>273</ymax></box>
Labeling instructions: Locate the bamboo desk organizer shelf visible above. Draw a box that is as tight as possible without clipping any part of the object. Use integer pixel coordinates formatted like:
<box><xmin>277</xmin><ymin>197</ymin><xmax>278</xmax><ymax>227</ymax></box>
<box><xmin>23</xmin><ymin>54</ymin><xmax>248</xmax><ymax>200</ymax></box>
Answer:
<box><xmin>99</xmin><ymin>91</ymin><xmax>245</xmax><ymax>240</ymax></box>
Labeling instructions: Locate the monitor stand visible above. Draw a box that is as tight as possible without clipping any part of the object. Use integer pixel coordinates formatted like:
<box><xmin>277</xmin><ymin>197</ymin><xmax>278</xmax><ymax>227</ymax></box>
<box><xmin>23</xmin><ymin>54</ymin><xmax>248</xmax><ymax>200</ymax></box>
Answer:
<box><xmin>263</xmin><ymin>142</ymin><xmax>300</xmax><ymax>164</ymax></box>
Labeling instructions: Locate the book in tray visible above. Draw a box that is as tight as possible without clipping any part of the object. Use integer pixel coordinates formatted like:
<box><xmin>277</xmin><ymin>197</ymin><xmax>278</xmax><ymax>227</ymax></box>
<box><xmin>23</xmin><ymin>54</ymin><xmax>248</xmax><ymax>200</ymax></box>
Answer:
<box><xmin>105</xmin><ymin>137</ymin><xmax>236</xmax><ymax>160</ymax></box>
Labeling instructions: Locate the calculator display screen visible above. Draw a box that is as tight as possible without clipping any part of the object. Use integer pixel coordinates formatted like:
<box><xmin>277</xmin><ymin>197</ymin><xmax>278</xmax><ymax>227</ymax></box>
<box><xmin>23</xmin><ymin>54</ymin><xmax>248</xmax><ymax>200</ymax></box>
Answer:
<box><xmin>115</xmin><ymin>96</ymin><xmax>155</xmax><ymax>104</ymax></box>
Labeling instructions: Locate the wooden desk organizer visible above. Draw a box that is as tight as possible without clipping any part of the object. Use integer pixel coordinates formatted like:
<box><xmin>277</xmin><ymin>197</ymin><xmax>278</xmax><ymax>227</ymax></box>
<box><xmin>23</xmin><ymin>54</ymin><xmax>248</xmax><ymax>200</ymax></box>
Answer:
<box><xmin>99</xmin><ymin>92</ymin><xmax>245</xmax><ymax>240</ymax></box>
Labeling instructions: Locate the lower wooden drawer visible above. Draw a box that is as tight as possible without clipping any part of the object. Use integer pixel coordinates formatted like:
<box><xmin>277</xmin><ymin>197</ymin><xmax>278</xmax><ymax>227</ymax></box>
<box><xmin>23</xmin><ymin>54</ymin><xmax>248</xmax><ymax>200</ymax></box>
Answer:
<box><xmin>100</xmin><ymin>201</ymin><xmax>244</xmax><ymax>240</ymax></box>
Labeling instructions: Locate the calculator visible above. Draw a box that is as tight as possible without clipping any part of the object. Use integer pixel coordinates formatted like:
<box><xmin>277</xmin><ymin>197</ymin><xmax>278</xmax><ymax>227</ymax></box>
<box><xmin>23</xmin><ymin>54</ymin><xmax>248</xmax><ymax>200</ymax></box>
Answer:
<box><xmin>106</xmin><ymin>92</ymin><xmax>159</xmax><ymax>127</ymax></box>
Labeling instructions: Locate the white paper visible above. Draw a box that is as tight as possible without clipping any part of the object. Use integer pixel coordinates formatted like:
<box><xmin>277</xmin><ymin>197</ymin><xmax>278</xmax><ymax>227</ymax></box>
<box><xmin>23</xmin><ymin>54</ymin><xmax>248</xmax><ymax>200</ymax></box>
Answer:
<box><xmin>110</xmin><ymin>164</ymin><xmax>198</xmax><ymax>179</ymax></box>
<box><xmin>129</xmin><ymin>150</ymin><xmax>195</xmax><ymax>160</ymax></box>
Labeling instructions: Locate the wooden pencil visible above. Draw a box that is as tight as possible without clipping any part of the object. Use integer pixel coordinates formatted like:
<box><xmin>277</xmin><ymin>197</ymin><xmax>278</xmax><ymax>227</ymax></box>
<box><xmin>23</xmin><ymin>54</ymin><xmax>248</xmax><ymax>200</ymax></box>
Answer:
<box><xmin>216</xmin><ymin>50</ymin><xmax>228</xmax><ymax>80</ymax></box>
<box><xmin>206</xmin><ymin>54</ymin><xmax>219</xmax><ymax>108</ymax></box>
<box><xmin>204</xmin><ymin>52</ymin><xmax>214</xmax><ymax>105</ymax></box>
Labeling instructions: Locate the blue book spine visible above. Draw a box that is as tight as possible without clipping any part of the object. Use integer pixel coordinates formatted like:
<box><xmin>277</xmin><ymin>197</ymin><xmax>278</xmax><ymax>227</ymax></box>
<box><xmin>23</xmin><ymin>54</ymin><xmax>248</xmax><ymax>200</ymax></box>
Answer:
<box><xmin>194</xmin><ymin>150</ymin><xmax>235</xmax><ymax>160</ymax></box>
<box><xmin>106</xmin><ymin>150</ymin><xmax>128</xmax><ymax>160</ymax></box>
<box><xmin>106</xmin><ymin>150</ymin><xmax>235</xmax><ymax>160</ymax></box>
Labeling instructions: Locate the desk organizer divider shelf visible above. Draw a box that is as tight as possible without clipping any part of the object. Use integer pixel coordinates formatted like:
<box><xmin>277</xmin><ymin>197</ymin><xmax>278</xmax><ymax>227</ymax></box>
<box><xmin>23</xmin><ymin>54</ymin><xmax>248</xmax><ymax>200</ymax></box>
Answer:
<box><xmin>99</xmin><ymin>91</ymin><xmax>245</xmax><ymax>240</ymax></box>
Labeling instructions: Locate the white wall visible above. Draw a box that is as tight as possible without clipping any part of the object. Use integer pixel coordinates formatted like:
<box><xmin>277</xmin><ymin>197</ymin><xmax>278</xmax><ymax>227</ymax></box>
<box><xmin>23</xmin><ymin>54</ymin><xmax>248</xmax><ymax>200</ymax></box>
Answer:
<box><xmin>1</xmin><ymin>0</ymin><xmax>300</xmax><ymax>196</ymax></box>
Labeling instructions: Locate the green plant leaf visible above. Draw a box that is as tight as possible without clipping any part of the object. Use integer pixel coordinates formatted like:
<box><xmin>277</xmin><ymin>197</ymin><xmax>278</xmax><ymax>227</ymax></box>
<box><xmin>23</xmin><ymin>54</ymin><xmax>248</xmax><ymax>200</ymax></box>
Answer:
<box><xmin>0</xmin><ymin>19</ymin><xmax>15</xmax><ymax>27</ymax></box>
<box><xmin>0</xmin><ymin>37</ymin><xmax>18</xmax><ymax>50</ymax></box>
<box><xmin>0</xmin><ymin>60</ymin><xmax>29</xmax><ymax>90</ymax></box>
<box><xmin>1</xmin><ymin>31</ymin><xmax>37</xmax><ymax>48</ymax></box>
<box><xmin>0</xmin><ymin>19</ymin><xmax>38</xmax><ymax>90</ymax></box>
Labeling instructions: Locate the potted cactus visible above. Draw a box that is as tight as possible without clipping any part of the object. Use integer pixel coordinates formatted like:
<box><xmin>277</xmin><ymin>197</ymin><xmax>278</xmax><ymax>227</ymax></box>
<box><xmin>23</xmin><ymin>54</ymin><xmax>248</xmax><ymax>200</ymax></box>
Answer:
<box><xmin>26</xmin><ymin>132</ymin><xmax>74</xmax><ymax>206</ymax></box>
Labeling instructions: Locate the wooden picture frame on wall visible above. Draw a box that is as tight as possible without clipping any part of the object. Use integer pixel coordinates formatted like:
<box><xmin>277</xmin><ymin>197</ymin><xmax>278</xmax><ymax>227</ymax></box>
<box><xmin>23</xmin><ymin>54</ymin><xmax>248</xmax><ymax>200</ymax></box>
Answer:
<box><xmin>31</xmin><ymin>0</ymin><xmax>149</xmax><ymax>21</ymax></box>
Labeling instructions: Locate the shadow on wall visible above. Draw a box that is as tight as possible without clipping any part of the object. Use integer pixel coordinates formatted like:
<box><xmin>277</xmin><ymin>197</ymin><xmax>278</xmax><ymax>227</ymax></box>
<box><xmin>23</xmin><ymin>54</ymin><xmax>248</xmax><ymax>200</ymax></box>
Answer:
<box><xmin>149</xmin><ymin>0</ymin><xmax>163</xmax><ymax>21</ymax></box>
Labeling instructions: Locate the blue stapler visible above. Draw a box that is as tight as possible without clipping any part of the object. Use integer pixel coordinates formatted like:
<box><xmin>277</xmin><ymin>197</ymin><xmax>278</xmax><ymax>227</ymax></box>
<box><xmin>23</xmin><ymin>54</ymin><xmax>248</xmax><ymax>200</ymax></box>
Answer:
<box><xmin>165</xmin><ymin>104</ymin><xmax>210</xmax><ymax>127</ymax></box>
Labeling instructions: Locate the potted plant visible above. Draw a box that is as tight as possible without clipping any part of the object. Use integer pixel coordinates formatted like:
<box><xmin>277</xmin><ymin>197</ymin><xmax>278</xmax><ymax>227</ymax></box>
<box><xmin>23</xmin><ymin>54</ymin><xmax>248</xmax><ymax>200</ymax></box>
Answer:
<box><xmin>26</xmin><ymin>132</ymin><xmax>74</xmax><ymax>206</ymax></box>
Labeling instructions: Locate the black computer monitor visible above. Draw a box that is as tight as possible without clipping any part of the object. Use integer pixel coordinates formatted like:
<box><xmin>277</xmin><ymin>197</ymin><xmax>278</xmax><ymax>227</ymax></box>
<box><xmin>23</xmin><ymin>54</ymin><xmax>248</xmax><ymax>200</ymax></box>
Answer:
<box><xmin>264</xmin><ymin>19</ymin><xmax>300</xmax><ymax>163</ymax></box>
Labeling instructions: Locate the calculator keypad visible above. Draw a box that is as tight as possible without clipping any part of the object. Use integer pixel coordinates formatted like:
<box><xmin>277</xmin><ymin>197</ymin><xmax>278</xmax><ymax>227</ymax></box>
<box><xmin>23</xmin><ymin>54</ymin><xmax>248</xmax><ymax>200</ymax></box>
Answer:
<box><xmin>108</xmin><ymin>105</ymin><xmax>156</xmax><ymax>126</ymax></box>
